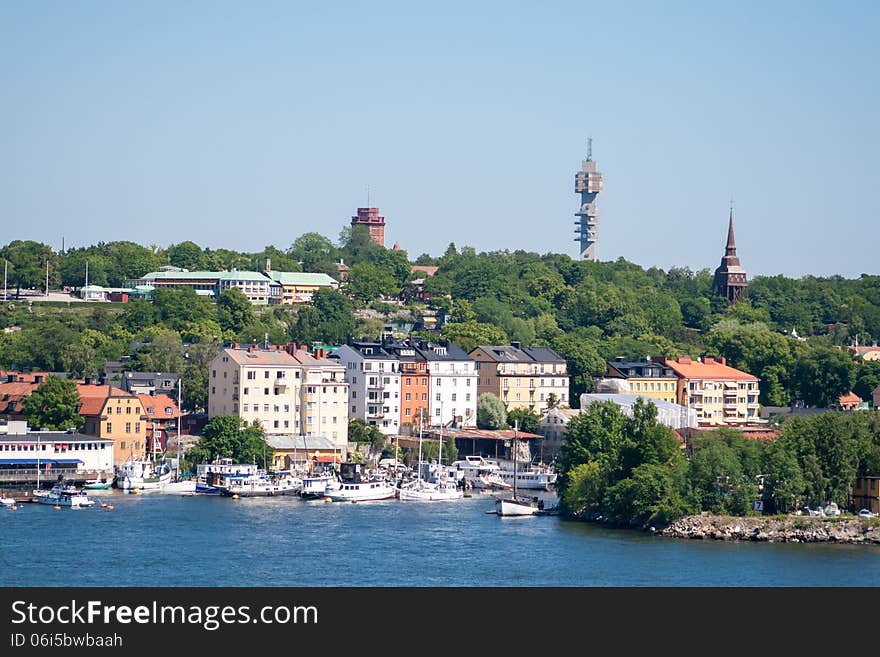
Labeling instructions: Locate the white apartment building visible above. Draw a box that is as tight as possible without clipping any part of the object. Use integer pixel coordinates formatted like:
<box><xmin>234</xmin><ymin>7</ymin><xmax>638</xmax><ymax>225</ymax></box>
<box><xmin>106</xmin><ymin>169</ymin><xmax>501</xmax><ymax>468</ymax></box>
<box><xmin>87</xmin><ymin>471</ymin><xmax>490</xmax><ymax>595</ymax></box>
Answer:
<box><xmin>414</xmin><ymin>341</ymin><xmax>478</xmax><ymax>428</ymax></box>
<box><xmin>332</xmin><ymin>341</ymin><xmax>401</xmax><ymax>435</ymax></box>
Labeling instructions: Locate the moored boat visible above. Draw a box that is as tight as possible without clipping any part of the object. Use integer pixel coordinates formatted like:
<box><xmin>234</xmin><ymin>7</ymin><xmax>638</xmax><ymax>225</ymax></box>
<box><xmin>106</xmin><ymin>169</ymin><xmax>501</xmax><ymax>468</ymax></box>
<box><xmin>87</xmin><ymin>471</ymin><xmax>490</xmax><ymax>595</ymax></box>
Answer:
<box><xmin>36</xmin><ymin>479</ymin><xmax>95</xmax><ymax>508</ymax></box>
<box><xmin>220</xmin><ymin>472</ymin><xmax>301</xmax><ymax>497</ymax></box>
<box><xmin>117</xmin><ymin>459</ymin><xmax>173</xmax><ymax>491</ymax></box>
<box><xmin>83</xmin><ymin>473</ymin><xmax>115</xmax><ymax>490</ymax></box>
<box><xmin>195</xmin><ymin>459</ymin><xmax>261</xmax><ymax>494</ymax></box>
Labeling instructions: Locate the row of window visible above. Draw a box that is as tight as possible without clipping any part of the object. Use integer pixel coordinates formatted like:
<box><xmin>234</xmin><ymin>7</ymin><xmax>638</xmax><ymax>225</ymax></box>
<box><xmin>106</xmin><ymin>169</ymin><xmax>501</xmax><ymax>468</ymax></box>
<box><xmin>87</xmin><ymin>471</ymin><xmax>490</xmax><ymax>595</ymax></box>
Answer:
<box><xmin>632</xmin><ymin>381</ymin><xmax>674</xmax><ymax>392</ymax></box>
<box><xmin>499</xmin><ymin>378</ymin><xmax>567</xmax><ymax>388</ymax></box>
<box><xmin>0</xmin><ymin>443</ymin><xmax>107</xmax><ymax>451</ymax></box>
<box><xmin>105</xmin><ymin>422</ymin><xmax>140</xmax><ymax>434</ymax></box>
<box><xmin>106</xmin><ymin>405</ymin><xmax>137</xmax><ymax>414</ymax></box>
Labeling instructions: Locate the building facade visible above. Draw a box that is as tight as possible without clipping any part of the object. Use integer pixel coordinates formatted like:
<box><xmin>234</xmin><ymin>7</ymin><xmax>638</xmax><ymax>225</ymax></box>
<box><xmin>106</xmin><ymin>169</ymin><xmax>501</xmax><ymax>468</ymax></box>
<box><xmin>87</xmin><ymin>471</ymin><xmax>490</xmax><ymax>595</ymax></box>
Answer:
<box><xmin>469</xmin><ymin>343</ymin><xmax>569</xmax><ymax>412</ymax></box>
<box><xmin>606</xmin><ymin>357</ymin><xmax>678</xmax><ymax>404</ymax></box>
<box><xmin>415</xmin><ymin>340</ymin><xmax>478</xmax><ymax>428</ymax></box>
<box><xmin>264</xmin><ymin>271</ymin><xmax>339</xmax><ymax>304</ymax></box>
<box><xmin>661</xmin><ymin>356</ymin><xmax>760</xmax><ymax>427</ymax></box>
<box><xmin>208</xmin><ymin>345</ymin><xmax>348</xmax><ymax>450</ymax></box>
<box><xmin>78</xmin><ymin>383</ymin><xmax>149</xmax><ymax>466</ymax></box>
<box><xmin>332</xmin><ymin>340</ymin><xmax>401</xmax><ymax>435</ymax></box>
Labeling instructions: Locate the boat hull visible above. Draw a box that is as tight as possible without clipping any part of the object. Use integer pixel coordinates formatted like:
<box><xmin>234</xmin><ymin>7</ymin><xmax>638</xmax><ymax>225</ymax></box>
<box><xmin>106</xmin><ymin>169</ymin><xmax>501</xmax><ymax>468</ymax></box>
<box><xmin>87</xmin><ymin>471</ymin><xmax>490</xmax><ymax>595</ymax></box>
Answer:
<box><xmin>498</xmin><ymin>498</ymin><xmax>539</xmax><ymax>517</ymax></box>
<box><xmin>325</xmin><ymin>482</ymin><xmax>397</xmax><ymax>502</ymax></box>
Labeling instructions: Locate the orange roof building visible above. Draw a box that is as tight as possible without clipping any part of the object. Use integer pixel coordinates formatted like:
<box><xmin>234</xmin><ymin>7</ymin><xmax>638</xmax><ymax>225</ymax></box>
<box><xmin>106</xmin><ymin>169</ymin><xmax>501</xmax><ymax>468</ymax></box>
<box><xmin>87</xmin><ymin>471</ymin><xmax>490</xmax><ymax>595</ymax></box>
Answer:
<box><xmin>661</xmin><ymin>356</ymin><xmax>761</xmax><ymax>427</ymax></box>
<box><xmin>836</xmin><ymin>392</ymin><xmax>862</xmax><ymax>411</ymax></box>
<box><xmin>138</xmin><ymin>393</ymin><xmax>181</xmax><ymax>454</ymax></box>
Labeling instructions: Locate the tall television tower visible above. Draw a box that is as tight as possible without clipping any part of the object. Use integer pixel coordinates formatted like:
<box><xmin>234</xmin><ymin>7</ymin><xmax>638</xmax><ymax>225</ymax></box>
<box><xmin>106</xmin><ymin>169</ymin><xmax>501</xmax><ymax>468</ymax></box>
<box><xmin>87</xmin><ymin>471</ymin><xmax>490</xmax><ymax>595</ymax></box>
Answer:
<box><xmin>573</xmin><ymin>138</ymin><xmax>604</xmax><ymax>260</ymax></box>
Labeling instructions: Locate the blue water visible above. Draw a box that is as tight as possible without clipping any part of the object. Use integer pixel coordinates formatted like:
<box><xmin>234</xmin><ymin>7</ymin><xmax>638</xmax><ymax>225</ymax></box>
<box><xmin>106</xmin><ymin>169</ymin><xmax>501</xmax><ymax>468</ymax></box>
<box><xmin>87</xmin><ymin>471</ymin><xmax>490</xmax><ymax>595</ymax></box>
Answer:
<box><xmin>2</xmin><ymin>491</ymin><xmax>879</xmax><ymax>586</ymax></box>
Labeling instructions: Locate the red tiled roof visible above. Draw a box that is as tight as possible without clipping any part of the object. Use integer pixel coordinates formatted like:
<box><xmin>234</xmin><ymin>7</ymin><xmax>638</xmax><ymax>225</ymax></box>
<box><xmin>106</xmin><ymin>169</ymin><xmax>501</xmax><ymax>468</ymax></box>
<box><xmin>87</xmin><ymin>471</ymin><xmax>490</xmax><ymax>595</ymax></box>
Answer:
<box><xmin>838</xmin><ymin>392</ymin><xmax>862</xmax><ymax>405</ymax></box>
<box><xmin>138</xmin><ymin>394</ymin><xmax>180</xmax><ymax>419</ymax></box>
<box><xmin>662</xmin><ymin>357</ymin><xmax>758</xmax><ymax>381</ymax></box>
<box><xmin>410</xmin><ymin>265</ymin><xmax>439</xmax><ymax>277</ymax></box>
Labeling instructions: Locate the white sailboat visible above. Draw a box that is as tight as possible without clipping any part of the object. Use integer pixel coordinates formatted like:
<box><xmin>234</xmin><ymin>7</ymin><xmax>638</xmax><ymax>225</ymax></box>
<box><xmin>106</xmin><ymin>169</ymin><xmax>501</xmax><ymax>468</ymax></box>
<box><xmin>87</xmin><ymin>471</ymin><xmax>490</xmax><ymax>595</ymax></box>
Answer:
<box><xmin>399</xmin><ymin>418</ymin><xmax>462</xmax><ymax>502</ymax></box>
<box><xmin>497</xmin><ymin>423</ymin><xmax>540</xmax><ymax>517</ymax></box>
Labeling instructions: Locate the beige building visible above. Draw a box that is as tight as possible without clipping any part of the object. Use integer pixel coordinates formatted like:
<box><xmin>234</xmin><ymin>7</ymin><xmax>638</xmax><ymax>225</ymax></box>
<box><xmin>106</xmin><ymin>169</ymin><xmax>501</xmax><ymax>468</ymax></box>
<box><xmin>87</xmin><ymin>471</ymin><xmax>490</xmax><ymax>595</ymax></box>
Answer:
<box><xmin>661</xmin><ymin>356</ymin><xmax>760</xmax><ymax>427</ymax></box>
<box><xmin>208</xmin><ymin>345</ymin><xmax>348</xmax><ymax>451</ymax></box>
<box><xmin>264</xmin><ymin>271</ymin><xmax>339</xmax><ymax>304</ymax></box>
<box><xmin>469</xmin><ymin>342</ymin><xmax>569</xmax><ymax>412</ymax></box>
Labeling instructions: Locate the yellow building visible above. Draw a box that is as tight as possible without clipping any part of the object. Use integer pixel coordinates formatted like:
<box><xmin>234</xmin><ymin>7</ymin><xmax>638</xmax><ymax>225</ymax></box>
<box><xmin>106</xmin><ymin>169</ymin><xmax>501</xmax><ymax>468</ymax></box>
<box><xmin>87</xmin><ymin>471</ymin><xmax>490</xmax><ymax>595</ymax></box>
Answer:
<box><xmin>661</xmin><ymin>356</ymin><xmax>761</xmax><ymax>427</ymax></box>
<box><xmin>469</xmin><ymin>343</ymin><xmax>569</xmax><ymax>412</ymax></box>
<box><xmin>606</xmin><ymin>357</ymin><xmax>678</xmax><ymax>404</ymax></box>
<box><xmin>78</xmin><ymin>384</ymin><xmax>149</xmax><ymax>466</ymax></box>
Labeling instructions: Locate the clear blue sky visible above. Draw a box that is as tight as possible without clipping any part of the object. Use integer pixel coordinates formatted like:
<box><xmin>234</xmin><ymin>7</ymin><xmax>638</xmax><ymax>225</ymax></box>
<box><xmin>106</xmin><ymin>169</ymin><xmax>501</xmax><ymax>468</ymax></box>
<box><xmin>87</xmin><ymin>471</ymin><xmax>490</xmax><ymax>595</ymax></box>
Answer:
<box><xmin>1</xmin><ymin>1</ymin><xmax>877</xmax><ymax>278</ymax></box>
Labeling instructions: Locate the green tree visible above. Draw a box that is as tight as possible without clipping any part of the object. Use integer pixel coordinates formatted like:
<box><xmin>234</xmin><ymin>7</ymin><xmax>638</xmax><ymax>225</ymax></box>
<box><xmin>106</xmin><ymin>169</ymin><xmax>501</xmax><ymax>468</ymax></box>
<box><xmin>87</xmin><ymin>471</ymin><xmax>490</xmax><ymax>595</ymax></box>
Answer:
<box><xmin>792</xmin><ymin>346</ymin><xmax>856</xmax><ymax>407</ymax></box>
<box><xmin>21</xmin><ymin>375</ymin><xmax>83</xmax><ymax>431</ymax></box>
<box><xmin>311</xmin><ymin>288</ymin><xmax>355</xmax><ymax>344</ymax></box>
<box><xmin>440</xmin><ymin>321</ymin><xmax>507</xmax><ymax>353</ymax></box>
<box><xmin>506</xmin><ymin>408</ymin><xmax>540</xmax><ymax>434</ymax></box>
<box><xmin>217</xmin><ymin>288</ymin><xmax>255</xmax><ymax>334</ymax></box>
<box><xmin>187</xmin><ymin>416</ymin><xmax>272</xmax><ymax>468</ymax></box>
<box><xmin>133</xmin><ymin>328</ymin><xmax>184</xmax><ymax>373</ymax></box>
<box><xmin>476</xmin><ymin>393</ymin><xmax>507</xmax><ymax>429</ymax></box>
<box><xmin>166</xmin><ymin>241</ymin><xmax>210</xmax><ymax>271</ymax></box>
<box><xmin>347</xmin><ymin>262</ymin><xmax>398</xmax><ymax>303</ymax></box>
<box><xmin>288</xmin><ymin>233</ymin><xmax>339</xmax><ymax>276</ymax></box>
<box><xmin>0</xmin><ymin>240</ymin><xmax>59</xmax><ymax>297</ymax></box>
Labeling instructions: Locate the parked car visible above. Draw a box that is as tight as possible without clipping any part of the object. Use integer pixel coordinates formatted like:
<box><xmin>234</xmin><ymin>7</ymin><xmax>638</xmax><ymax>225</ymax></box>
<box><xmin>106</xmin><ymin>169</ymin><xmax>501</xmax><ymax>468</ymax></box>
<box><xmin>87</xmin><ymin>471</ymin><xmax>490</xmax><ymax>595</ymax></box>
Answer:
<box><xmin>858</xmin><ymin>509</ymin><xmax>874</xmax><ymax>518</ymax></box>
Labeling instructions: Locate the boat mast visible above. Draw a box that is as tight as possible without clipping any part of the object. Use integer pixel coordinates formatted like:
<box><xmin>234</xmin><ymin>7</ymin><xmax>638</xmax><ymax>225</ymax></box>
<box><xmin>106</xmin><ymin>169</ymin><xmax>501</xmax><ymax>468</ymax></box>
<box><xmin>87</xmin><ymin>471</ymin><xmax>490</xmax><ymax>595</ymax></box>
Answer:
<box><xmin>36</xmin><ymin>433</ymin><xmax>40</xmax><ymax>490</ymax></box>
<box><xmin>513</xmin><ymin>421</ymin><xmax>518</xmax><ymax>501</ymax></box>
<box><xmin>177</xmin><ymin>376</ymin><xmax>182</xmax><ymax>480</ymax></box>
<box><xmin>416</xmin><ymin>416</ymin><xmax>423</xmax><ymax>483</ymax></box>
<box><xmin>438</xmin><ymin>402</ymin><xmax>443</xmax><ymax>470</ymax></box>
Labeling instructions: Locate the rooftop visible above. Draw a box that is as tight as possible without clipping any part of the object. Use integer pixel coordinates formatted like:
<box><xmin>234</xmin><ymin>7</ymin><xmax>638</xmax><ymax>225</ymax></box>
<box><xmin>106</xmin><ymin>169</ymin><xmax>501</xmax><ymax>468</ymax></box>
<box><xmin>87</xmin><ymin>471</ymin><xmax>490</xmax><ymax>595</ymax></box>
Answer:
<box><xmin>661</xmin><ymin>356</ymin><xmax>758</xmax><ymax>381</ymax></box>
<box><xmin>265</xmin><ymin>271</ymin><xmax>338</xmax><ymax>287</ymax></box>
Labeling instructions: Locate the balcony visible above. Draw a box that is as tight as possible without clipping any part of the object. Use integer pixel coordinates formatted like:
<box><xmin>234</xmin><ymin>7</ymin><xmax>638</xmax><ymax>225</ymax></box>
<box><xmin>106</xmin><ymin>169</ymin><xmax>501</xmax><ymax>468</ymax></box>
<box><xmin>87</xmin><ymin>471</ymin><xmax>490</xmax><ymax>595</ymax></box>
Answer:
<box><xmin>724</xmin><ymin>403</ymin><xmax>738</xmax><ymax>409</ymax></box>
<box><xmin>275</xmin><ymin>376</ymin><xmax>290</xmax><ymax>388</ymax></box>
<box><xmin>367</xmin><ymin>381</ymin><xmax>385</xmax><ymax>390</ymax></box>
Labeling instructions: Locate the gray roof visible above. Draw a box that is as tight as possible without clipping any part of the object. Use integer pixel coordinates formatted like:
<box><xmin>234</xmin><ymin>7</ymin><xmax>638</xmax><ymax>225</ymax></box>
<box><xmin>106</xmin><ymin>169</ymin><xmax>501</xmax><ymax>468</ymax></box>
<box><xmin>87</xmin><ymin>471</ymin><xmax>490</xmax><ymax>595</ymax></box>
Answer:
<box><xmin>607</xmin><ymin>359</ymin><xmax>676</xmax><ymax>379</ymax></box>
<box><xmin>345</xmin><ymin>341</ymin><xmax>396</xmax><ymax>360</ymax></box>
<box><xmin>413</xmin><ymin>340</ymin><xmax>471</xmax><ymax>362</ymax></box>
<box><xmin>580</xmin><ymin>393</ymin><xmax>688</xmax><ymax>413</ymax></box>
<box><xmin>475</xmin><ymin>345</ymin><xmax>565</xmax><ymax>364</ymax></box>
<box><xmin>265</xmin><ymin>435</ymin><xmax>338</xmax><ymax>451</ymax></box>
<box><xmin>266</xmin><ymin>271</ymin><xmax>338</xmax><ymax>286</ymax></box>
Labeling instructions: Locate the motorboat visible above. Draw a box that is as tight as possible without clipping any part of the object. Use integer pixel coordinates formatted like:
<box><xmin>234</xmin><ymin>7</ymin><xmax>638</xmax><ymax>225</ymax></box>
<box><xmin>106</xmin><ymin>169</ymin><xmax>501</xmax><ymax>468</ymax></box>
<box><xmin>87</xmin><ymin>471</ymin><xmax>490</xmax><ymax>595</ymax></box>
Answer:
<box><xmin>324</xmin><ymin>478</ymin><xmax>397</xmax><ymax>502</ymax></box>
<box><xmin>300</xmin><ymin>472</ymin><xmax>336</xmax><ymax>499</ymax></box>
<box><xmin>36</xmin><ymin>480</ymin><xmax>95</xmax><ymax>508</ymax></box>
<box><xmin>195</xmin><ymin>459</ymin><xmax>261</xmax><ymax>494</ymax></box>
<box><xmin>323</xmin><ymin>463</ymin><xmax>396</xmax><ymax>502</ymax></box>
<box><xmin>452</xmin><ymin>456</ymin><xmax>512</xmax><ymax>491</ymax></box>
<box><xmin>117</xmin><ymin>459</ymin><xmax>173</xmax><ymax>491</ymax></box>
<box><xmin>497</xmin><ymin>463</ymin><xmax>557</xmax><ymax>491</ymax></box>
<box><xmin>220</xmin><ymin>472</ymin><xmax>301</xmax><ymax>497</ymax></box>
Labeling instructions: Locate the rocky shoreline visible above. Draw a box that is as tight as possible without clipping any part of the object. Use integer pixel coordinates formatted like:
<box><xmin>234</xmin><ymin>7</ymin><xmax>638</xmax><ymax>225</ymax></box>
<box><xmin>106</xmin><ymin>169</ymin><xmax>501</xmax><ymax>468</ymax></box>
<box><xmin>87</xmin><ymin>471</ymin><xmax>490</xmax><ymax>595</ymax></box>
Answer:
<box><xmin>657</xmin><ymin>514</ymin><xmax>880</xmax><ymax>544</ymax></box>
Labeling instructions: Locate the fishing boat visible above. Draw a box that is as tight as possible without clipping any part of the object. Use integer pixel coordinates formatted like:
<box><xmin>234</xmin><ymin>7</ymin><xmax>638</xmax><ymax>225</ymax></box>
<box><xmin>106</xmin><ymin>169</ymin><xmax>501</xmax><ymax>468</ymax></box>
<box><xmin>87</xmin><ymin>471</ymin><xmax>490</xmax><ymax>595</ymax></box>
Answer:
<box><xmin>36</xmin><ymin>479</ymin><xmax>95</xmax><ymax>508</ymax></box>
<box><xmin>83</xmin><ymin>473</ymin><xmax>115</xmax><ymax>490</ymax></box>
<box><xmin>497</xmin><ymin>424</ymin><xmax>540</xmax><ymax>517</ymax></box>
<box><xmin>117</xmin><ymin>459</ymin><xmax>173</xmax><ymax>491</ymax></box>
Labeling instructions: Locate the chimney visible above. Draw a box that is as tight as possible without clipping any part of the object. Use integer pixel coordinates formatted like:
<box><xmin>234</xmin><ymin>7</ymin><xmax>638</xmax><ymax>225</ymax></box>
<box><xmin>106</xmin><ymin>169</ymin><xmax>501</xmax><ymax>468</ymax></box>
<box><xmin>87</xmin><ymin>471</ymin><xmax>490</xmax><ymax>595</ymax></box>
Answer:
<box><xmin>677</xmin><ymin>356</ymin><xmax>691</xmax><ymax>365</ymax></box>
<box><xmin>703</xmin><ymin>357</ymin><xmax>714</xmax><ymax>364</ymax></box>
<box><xmin>720</xmin><ymin>356</ymin><xmax>726</xmax><ymax>366</ymax></box>
<box><xmin>84</xmin><ymin>376</ymin><xmax>92</xmax><ymax>385</ymax></box>
<box><xmin>316</xmin><ymin>348</ymin><xmax>327</xmax><ymax>359</ymax></box>
<box><xmin>265</xmin><ymin>257</ymin><xmax>271</xmax><ymax>272</ymax></box>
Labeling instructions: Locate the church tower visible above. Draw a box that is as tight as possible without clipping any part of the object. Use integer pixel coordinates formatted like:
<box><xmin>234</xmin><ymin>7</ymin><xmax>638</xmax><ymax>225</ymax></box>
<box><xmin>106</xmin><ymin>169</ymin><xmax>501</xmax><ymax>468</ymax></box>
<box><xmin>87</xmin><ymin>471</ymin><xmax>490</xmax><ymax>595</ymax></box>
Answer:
<box><xmin>713</xmin><ymin>206</ymin><xmax>748</xmax><ymax>302</ymax></box>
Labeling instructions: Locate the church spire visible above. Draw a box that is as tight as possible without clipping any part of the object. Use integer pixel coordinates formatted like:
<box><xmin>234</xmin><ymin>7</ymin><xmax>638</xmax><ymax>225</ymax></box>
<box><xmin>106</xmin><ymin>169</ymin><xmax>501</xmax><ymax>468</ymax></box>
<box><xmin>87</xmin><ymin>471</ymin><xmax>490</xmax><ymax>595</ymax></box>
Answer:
<box><xmin>725</xmin><ymin>204</ymin><xmax>737</xmax><ymax>256</ymax></box>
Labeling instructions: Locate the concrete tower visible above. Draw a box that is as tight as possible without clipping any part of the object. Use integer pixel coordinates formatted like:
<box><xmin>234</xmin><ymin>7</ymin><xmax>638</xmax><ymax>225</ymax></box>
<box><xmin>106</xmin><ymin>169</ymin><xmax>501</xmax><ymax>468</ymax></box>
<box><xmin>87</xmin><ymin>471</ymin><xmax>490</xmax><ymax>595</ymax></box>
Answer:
<box><xmin>574</xmin><ymin>139</ymin><xmax>604</xmax><ymax>260</ymax></box>
<box><xmin>351</xmin><ymin>207</ymin><xmax>385</xmax><ymax>247</ymax></box>
<box><xmin>713</xmin><ymin>206</ymin><xmax>748</xmax><ymax>302</ymax></box>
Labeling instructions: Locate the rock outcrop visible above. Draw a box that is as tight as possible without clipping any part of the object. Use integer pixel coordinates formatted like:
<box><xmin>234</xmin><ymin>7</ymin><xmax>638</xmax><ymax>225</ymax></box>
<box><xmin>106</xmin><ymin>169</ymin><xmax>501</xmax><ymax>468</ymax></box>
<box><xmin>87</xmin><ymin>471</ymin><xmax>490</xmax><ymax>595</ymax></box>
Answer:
<box><xmin>660</xmin><ymin>514</ymin><xmax>880</xmax><ymax>544</ymax></box>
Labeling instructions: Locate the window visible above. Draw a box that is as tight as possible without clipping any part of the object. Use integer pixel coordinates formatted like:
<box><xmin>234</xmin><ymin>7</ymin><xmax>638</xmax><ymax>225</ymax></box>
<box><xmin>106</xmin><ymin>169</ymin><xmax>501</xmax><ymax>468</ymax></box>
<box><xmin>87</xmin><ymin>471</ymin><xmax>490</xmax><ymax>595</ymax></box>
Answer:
<box><xmin>406</xmin><ymin>378</ymin><xmax>412</xmax><ymax>386</ymax></box>
<box><xmin>263</xmin><ymin>404</ymin><xmax>269</xmax><ymax>413</ymax></box>
<box><xmin>451</xmin><ymin>393</ymin><xmax>457</xmax><ymax>402</ymax></box>
<box><xmin>223</xmin><ymin>371</ymin><xmax>227</xmax><ymax>379</ymax></box>
<box><xmin>243</xmin><ymin>387</ymin><xmax>249</xmax><ymax>395</ymax></box>
<box><xmin>121</xmin><ymin>441</ymin><xmax>126</xmax><ymax>450</ymax></box>
<box><xmin>466</xmin><ymin>394</ymin><xmax>471</xmax><ymax>402</ymax></box>
<box><xmin>135</xmin><ymin>423</ymin><xmax>140</xmax><ymax>433</ymax></box>
<box><xmin>435</xmin><ymin>393</ymin><xmax>441</xmax><ymax>401</ymax></box>
<box><xmin>284</xmin><ymin>404</ymin><xmax>289</xmax><ymax>412</ymax></box>
<box><xmin>243</xmin><ymin>404</ymin><xmax>248</xmax><ymax>412</ymax></box>
<box><xmin>405</xmin><ymin>393</ymin><xmax>411</xmax><ymax>401</ymax></box>
<box><xmin>274</xmin><ymin>405</ymin><xmax>280</xmax><ymax>413</ymax></box>
<box><xmin>273</xmin><ymin>420</ymin><xmax>279</xmax><ymax>428</ymax></box>
<box><xmin>125</xmin><ymin>423</ymin><xmax>131</xmax><ymax>434</ymax></box>
<box><xmin>107</xmin><ymin>423</ymin><xmax>112</xmax><ymax>433</ymax></box>
<box><xmin>264</xmin><ymin>388</ymin><xmax>269</xmax><ymax>395</ymax></box>
<box><xmin>284</xmin><ymin>420</ymin><xmax>289</xmax><ymax>428</ymax></box>
<box><xmin>436</xmin><ymin>378</ymin><xmax>441</xmax><ymax>386</ymax></box>
<box><xmin>212</xmin><ymin>370</ymin><xmax>216</xmax><ymax>378</ymax></box>
<box><xmin>352</xmin><ymin>405</ymin><xmax>356</xmax><ymax>413</ymax></box>
<box><xmin>247</xmin><ymin>371</ymin><xmax>256</xmax><ymax>380</ymax></box>
<box><xmin>264</xmin><ymin>371</ymin><xmax>270</xmax><ymax>379</ymax></box>
<box><xmin>126</xmin><ymin>406</ymin><xmax>132</xmax><ymax>414</ymax></box>
<box><xmin>435</xmin><ymin>408</ymin><xmax>440</xmax><ymax>416</ymax></box>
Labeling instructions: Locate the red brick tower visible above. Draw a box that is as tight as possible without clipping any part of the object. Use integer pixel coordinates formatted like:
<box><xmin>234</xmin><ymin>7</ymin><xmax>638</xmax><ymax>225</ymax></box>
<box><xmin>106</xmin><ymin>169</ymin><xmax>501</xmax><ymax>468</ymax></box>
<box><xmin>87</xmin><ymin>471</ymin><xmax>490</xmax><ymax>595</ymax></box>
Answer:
<box><xmin>351</xmin><ymin>207</ymin><xmax>385</xmax><ymax>247</ymax></box>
